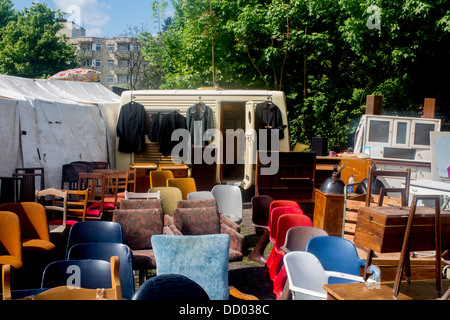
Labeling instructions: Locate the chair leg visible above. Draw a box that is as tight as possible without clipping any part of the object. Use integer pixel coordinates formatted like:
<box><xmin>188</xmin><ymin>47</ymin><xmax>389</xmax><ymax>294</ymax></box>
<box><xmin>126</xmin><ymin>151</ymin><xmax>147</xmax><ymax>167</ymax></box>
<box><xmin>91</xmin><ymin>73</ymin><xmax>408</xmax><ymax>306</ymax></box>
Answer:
<box><xmin>139</xmin><ymin>269</ymin><xmax>147</xmax><ymax>285</ymax></box>
<box><xmin>248</xmin><ymin>228</ymin><xmax>269</xmax><ymax>264</ymax></box>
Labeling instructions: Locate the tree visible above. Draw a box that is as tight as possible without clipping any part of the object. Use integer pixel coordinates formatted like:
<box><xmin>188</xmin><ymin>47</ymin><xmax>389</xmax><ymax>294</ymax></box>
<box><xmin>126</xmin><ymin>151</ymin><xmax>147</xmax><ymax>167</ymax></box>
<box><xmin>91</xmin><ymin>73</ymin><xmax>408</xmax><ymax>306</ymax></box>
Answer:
<box><xmin>0</xmin><ymin>0</ymin><xmax>15</xmax><ymax>30</ymax></box>
<box><xmin>142</xmin><ymin>0</ymin><xmax>450</xmax><ymax>151</ymax></box>
<box><xmin>0</xmin><ymin>3</ymin><xmax>77</xmax><ymax>78</ymax></box>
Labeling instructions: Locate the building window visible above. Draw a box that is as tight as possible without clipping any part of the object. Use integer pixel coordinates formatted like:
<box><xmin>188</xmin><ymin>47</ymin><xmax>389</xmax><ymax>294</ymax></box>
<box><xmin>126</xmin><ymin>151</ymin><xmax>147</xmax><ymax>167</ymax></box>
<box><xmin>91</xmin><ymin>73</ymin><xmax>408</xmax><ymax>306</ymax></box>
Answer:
<box><xmin>107</xmin><ymin>60</ymin><xmax>115</xmax><ymax>68</ymax></box>
<box><xmin>91</xmin><ymin>59</ymin><xmax>102</xmax><ymax>67</ymax></box>
<box><xmin>81</xmin><ymin>43</ymin><xmax>92</xmax><ymax>51</ymax></box>
<box><xmin>94</xmin><ymin>43</ymin><xmax>102</xmax><ymax>51</ymax></box>
<box><xmin>107</xmin><ymin>44</ymin><xmax>115</xmax><ymax>52</ymax></box>
<box><xmin>118</xmin><ymin>43</ymin><xmax>130</xmax><ymax>52</ymax></box>
<box><xmin>118</xmin><ymin>59</ymin><xmax>128</xmax><ymax>68</ymax></box>
<box><xmin>118</xmin><ymin>75</ymin><xmax>129</xmax><ymax>83</ymax></box>
<box><xmin>107</xmin><ymin>76</ymin><xmax>115</xmax><ymax>84</ymax></box>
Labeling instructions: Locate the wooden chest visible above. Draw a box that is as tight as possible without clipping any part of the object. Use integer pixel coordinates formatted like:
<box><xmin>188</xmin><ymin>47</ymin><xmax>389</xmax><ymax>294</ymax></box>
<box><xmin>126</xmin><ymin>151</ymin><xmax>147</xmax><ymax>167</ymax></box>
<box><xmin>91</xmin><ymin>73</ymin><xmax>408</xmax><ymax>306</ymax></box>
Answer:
<box><xmin>354</xmin><ymin>206</ymin><xmax>450</xmax><ymax>253</ymax></box>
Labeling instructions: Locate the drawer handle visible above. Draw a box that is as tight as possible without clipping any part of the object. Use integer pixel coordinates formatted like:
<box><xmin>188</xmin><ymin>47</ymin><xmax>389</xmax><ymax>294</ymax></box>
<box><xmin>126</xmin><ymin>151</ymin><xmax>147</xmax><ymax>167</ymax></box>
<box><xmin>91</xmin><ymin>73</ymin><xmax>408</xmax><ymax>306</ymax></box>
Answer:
<box><xmin>366</xmin><ymin>214</ymin><xmax>373</xmax><ymax>222</ymax></box>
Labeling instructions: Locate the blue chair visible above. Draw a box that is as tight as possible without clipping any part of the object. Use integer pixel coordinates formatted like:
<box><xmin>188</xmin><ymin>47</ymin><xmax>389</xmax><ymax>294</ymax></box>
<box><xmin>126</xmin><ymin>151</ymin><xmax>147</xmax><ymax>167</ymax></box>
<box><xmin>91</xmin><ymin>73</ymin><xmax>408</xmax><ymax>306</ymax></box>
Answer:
<box><xmin>66</xmin><ymin>221</ymin><xmax>123</xmax><ymax>258</ymax></box>
<box><xmin>151</xmin><ymin>234</ymin><xmax>230</xmax><ymax>300</ymax></box>
<box><xmin>67</xmin><ymin>243</ymin><xmax>134</xmax><ymax>299</ymax></box>
<box><xmin>41</xmin><ymin>259</ymin><xmax>114</xmax><ymax>290</ymax></box>
<box><xmin>305</xmin><ymin>236</ymin><xmax>380</xmax><ymax>284</ymax></box>
<box><xmin>131</xmin><ymin>274</ymin><xmax>210</xmax><ymax>300</ymax></box>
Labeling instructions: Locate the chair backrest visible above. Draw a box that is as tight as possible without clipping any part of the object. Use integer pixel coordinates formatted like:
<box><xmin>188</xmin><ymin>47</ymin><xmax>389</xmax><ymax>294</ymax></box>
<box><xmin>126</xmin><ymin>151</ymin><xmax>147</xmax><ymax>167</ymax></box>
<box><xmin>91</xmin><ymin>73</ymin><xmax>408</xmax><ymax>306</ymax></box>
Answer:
<box><xmin>269</xmin><ymin>206</ymin><xmax>304</xmax><ymax>243</ymax></box>
<box><xmin>150</xmin><ymin>170</ymin><xmax>174</xmax><ymax>188</ymax></box>
<box><xmin>131</xmin><ymin>274</ymin><xmax>210</xmax><ymax>300</ymax></box>
<box><xmin>269</xmin><ymin>200</ymin><xmax>299</xmax><ymax>213</ymax></box>
<box><xmin>177</xmin><ymin>199</ymin><xmax>217</xmax><ymax>208</ymax></box>
<box><xmin>35</xmin><ymin>188</ymin><xmax>68</xmax><ymax>227</ymax></box>
<box><xmin>113</xmin><ymin>208</ymin><xmax>163</xmax><ymax>250</ymax></box>
<box><xmin>281</xmin><ymin>226</ymin><xmax>328</xmax><ymax>253</ymax></box>
<box><xmin>67</xmin><ymin>243</ymin><xmax>134</xmax><ymax>299</ymax></box>
<box><xmin>0</xmin><ymin>211</ymin><xmax>22</xmax><ymax>265</ymax></box>
<box><xmin>211</xmin><ymin>184</ymin><xmax>243</xmax><ymax>224</ymax></box>
<box><xmin>119</xmin><ymin>198</ymin><xmax>163</xmax><ymax>210</ymax></box>
<box><xmin>274</xmin><ymin>214</ymin><xmax>313</xmax><ymax>253</ymax></box>
<box><xmin>78</xmin><ymin>172</ymin><xmax>106</xmax><ymax>213</ymax></box>
<box><xmin>151</xmin><ymin>234</ymin><xmax>230</xmax><ymax>300</ymax></box>
<box><xmin>173</xmin><ymin>207</ymin><xmax>220</xmax><ymax>235</ymax></box>
<box><xmin>148</xmin><ymin>187</ymin><xmax>183</xmax><ymax>216</ymax></box>
<box><xmin>66</xmin><ymin>189</ymin><xmax>89</xmax><ymax>221</ymax></box>
<box><xmin>66</xmin><ymin>221</ymin><xmax>123</xmax><ymax>257</ymax></box>
<box><xmin>124</xmin><ymin>190</ymin><xmax>160</xmax><ymax>200</ymax></box>
<box><xmin>283</xmin><ymin>251</ymin><xmax>328</xmax><ymax>300</ymax></box>
<box><xmin>305</xmin><ymin>236</ymin><xmax>362</xmax><ymax>280</ymax></box>
<box><xmin>167</xmin><ymin>178</ymin><xmax>197</xmax><ymax>200</ymax></box>
<box><xmin>366</xmin><ymin>165</ymin><xmax>411</xmax><ymax>207</ymax></box>
<box><xmin>187</xmin><ymin>191</ymin><xmax>215</xmax><ymax>200</ymax></box>
<box><xmin>251</xmin><ymin>195</ymin><xmax>273</xmax><ymax>227</ymax></box>
<box><xmin>2</xmin><ymin>256</ymin><xmax>121</xmax><ymax>300</ymax></box>
<box><xmin>0</xmin><ymin>202</ymin><xmax>50</xmax><ymax>241</ymax></box>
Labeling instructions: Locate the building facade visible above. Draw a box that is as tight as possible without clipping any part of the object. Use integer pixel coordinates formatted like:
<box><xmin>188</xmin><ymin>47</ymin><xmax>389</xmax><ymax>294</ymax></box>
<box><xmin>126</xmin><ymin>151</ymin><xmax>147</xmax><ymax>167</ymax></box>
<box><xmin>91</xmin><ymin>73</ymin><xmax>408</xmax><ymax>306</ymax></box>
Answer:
<box><xmin>58</xmin><ymin>20</ymin><xmax>142</xmax><ymax>91</ymax></box>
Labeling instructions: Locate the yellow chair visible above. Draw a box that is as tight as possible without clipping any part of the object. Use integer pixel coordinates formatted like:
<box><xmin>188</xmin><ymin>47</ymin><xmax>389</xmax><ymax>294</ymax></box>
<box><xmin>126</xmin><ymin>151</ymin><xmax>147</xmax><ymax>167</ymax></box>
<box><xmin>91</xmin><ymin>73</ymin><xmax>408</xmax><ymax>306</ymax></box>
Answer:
<box><xmin>0</xmin><ymin>211</ymin><xmax>23</xmax><ymax>270</ymax></box>
<box><xmin>166</xmin><ymin>178</ymin><xmax>197</xmax><ymax>200</ymax></box>
<box><xmin>150</xmin><ymin>170</ymin><xmax>174</xmax><ymax>188</ymax></box>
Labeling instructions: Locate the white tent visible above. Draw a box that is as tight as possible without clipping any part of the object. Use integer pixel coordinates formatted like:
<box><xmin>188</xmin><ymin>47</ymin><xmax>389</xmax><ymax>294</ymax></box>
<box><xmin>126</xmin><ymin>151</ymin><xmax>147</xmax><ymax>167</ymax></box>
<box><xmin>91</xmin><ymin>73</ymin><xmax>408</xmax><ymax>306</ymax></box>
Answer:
<box><xmin>0</xmin><ymin>74</ymin><xmax>120</xmax><ymax>189</ymax></box>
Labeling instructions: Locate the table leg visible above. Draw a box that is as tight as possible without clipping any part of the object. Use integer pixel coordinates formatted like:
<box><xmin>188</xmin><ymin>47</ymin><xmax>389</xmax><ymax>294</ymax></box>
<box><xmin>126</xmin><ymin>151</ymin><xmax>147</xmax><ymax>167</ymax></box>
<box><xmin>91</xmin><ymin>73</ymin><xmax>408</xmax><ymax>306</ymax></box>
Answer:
<box><xmin>363</xmin><ymin>249</ymin><xmax>374</xmax><ymax>281</ymax></box>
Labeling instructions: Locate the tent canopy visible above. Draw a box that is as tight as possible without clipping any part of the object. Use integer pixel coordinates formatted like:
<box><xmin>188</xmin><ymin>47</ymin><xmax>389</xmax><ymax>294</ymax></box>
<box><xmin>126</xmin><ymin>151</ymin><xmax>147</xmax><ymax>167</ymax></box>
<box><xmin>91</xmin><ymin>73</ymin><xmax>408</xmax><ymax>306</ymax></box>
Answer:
<box><xmin>0</xmin><ymin>74</ymin><xmax>120</xmax><ymax>189</ymax></box>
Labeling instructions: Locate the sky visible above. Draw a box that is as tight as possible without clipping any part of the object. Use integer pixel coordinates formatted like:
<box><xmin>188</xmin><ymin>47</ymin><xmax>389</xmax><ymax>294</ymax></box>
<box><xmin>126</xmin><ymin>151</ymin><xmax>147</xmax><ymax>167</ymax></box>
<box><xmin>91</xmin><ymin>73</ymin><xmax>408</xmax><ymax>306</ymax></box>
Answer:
<box><xmin>12</xmin><ymin>0</ymin><xmax>174</xmax><ymax>37</ymax></box>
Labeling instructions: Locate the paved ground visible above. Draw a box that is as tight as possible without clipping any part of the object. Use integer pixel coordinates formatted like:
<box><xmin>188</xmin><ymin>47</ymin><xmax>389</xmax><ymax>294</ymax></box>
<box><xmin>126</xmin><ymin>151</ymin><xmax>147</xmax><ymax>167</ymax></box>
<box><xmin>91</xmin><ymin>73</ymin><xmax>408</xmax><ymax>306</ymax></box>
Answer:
<box><xmin>227</xmin><ymin>202</ymin><xmax>276</xmax><ymax>300</ymax></box>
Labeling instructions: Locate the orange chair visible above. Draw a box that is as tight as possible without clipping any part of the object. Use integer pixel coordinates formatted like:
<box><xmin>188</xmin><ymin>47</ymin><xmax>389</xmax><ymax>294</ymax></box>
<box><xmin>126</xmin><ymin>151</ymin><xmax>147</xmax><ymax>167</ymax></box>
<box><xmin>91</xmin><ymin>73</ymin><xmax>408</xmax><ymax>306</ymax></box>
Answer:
<box><xmin>0</xmin><ymin>211</ymin><xmax>23</xmax><ymax>270</ymax></box>
<box><xmin>0</xmin><ymin>202</ymin><xmax>55</xmax><ymax>286</ymax></box>
<box><xmin>0</xmin><ymin>202</ymin><xmax>55</xmax><ymax>254</ymax></box>
<box><xmin>166</xmin><ymin>178</ymin><xmax>197</xmax><ymax>200</ymax></box>
<box><xmin>150</xmin><ymin>170</ymin><xmax>174</xmax><ymax>188</ymax></box>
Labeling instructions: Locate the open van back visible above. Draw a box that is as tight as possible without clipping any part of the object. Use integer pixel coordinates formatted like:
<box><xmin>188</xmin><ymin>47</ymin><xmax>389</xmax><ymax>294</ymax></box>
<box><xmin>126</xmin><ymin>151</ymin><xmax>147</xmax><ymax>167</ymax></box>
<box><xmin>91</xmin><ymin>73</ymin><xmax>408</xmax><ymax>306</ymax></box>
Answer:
<box><xmin>116</xmin><ymin>89</ymin><xmax>289</xmax><ymax>190</ymax></box>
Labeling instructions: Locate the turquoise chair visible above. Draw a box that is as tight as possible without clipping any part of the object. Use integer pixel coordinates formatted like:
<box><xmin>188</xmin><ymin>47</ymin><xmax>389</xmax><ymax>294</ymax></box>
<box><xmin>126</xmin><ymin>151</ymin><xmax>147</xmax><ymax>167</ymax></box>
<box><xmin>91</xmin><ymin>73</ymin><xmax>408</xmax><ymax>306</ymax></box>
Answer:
<box><xmin>151</xmin><ymin>234</ymin><xmax>230</xmax><ymax>300</ymax></box>
<box><xmin>305</xmin><ymin>236</ymin><xmax>380</xmax><ymax>283</ymax></box>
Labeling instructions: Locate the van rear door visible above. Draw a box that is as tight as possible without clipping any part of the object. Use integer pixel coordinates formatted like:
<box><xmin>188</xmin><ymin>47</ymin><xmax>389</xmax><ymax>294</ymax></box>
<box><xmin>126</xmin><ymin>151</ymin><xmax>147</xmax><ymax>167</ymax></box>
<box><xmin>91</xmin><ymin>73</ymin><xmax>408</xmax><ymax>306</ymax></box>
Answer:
<box><xmin>242</xmin><ymin>102</ymin><xmax>256</xmax><ymax>190</ymax></box>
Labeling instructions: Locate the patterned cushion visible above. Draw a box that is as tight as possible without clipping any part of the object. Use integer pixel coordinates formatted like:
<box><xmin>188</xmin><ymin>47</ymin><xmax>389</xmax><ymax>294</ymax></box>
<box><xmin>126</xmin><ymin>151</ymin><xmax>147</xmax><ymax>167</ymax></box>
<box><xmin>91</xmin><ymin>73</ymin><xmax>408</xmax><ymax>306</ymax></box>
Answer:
<box><xmin>119</xmin><ymin>199</ymin><xmax>163</xmax><ymax>210</ymax></box>
<box><xmin>177</xmin><ymin>199</ymin><xmax>217</xmax><ymax>208</ymax></box>
<box><xmin>113</xmin><ymin>208</ymin><xmax>163</xmax><ymax>250</ymax></box>
<box><xmin>173</xmin><ymin>207</ymin><xmax>220</xmax><ymax>235</ymax></box>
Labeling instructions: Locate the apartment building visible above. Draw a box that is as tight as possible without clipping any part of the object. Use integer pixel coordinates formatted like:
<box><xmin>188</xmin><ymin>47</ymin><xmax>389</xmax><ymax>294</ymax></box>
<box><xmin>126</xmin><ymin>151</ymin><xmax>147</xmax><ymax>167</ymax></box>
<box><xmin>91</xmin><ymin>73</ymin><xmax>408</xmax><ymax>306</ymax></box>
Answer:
<box><xmin>58</xmin><ymin>20</ymin><xmax>142</xmax><ymax>91</ymax></box>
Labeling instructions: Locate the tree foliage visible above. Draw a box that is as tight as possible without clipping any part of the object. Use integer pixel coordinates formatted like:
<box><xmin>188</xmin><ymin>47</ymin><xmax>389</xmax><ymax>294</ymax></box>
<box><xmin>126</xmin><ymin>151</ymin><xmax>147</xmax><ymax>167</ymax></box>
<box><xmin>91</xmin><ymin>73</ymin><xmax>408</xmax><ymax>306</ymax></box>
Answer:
<box><xmin>144</xmin><ymin>0</ymin><xmax>450</xmax><ymax>151</ymax></box>
<box><xmin>0</xmin><ymin>2</ymin><xmax>77</xmax><ymax>79</ymax></box>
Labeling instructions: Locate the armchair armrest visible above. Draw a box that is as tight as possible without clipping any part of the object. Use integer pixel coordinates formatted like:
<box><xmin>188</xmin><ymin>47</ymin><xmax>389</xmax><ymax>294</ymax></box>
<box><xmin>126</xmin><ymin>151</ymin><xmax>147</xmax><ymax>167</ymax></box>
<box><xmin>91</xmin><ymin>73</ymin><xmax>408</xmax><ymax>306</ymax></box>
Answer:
<box><xmin>221</xmin><ymin>223</ymin><xmax>244</xmax><ymax>254</ymax></box>
<box><xmin>163</xmin><ymin>214</ymin><xmax>182</xmax><ymax>235</ymax></box>
<box><xmin>220</xmin><ymin>214</ymin><xmax>240</xmax><ymax>232</ymax></box>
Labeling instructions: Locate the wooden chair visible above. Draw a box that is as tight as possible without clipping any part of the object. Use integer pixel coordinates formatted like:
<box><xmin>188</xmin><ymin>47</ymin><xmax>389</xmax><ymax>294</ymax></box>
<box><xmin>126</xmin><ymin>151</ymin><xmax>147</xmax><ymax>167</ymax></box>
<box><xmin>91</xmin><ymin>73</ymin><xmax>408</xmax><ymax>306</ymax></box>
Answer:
<box><xmin>78</xmin><ymin>173</ymin><xmax>109</xmax><ymax>220</ymax></box>
<box><xmin>35</xmin><ymin>188</ymin><xmax>69</xmax><ymax>234</ymax></box>
<box><xmin>124</xmin><ymin>190</ymin><xmax>160</xmax><ymax>200</ymax></box>
<box><xmin>1</xmin><ymin>256</ymin><xmax>122</xmax><ymax>300</ymax></box>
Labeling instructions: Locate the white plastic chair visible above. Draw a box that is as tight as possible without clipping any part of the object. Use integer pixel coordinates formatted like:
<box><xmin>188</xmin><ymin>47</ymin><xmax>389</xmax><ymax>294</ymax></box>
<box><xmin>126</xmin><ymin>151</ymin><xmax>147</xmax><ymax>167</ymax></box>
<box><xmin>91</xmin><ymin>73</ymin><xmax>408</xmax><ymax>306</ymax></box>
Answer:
<box><xmin>283</xmin><ymin>251</ymin><xmax>375</xmax><ymax>300</ymax></box>
<box><xmin>211</xmin><ymin>185</ymin><xmax>243</xmax><ymax>224</ymax></box>
<box><xmin>124</xmin><ymin>190</ymin><xmax>160</xmax><ymax>200</ymax></box>
<box><xmin>187</xmin><ymin>191</ymin><xmax>215</xmax><ymax>200</ymax></box>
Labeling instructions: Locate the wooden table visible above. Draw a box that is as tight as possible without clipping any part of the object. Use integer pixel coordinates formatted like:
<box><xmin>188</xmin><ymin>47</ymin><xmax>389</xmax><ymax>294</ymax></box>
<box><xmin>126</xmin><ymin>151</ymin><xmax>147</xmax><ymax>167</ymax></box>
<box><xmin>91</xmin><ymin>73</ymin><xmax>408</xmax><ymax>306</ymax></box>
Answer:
<box><xmin>324</xmin><ymin>278</ymin><xmax>450</xmax><ymax>300</ymax></box>
<box><xmin>354</xmin><ymin>195</ymin><xmax>446</xmax><ymax>298</ymax></box>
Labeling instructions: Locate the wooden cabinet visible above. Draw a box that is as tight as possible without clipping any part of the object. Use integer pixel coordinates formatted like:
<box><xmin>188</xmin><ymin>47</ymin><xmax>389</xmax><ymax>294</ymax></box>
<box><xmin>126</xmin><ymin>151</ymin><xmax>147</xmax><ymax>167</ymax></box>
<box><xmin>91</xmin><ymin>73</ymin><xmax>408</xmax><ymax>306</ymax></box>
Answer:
<box><xmin>256</xmin><ymin>151</ymin><xmax>316</xmax><ymax>217</ymax></box>
<box><xmin>313</xmin><ymin>189</ymin><xmax>345</xmax><ymax>237</ymax></box>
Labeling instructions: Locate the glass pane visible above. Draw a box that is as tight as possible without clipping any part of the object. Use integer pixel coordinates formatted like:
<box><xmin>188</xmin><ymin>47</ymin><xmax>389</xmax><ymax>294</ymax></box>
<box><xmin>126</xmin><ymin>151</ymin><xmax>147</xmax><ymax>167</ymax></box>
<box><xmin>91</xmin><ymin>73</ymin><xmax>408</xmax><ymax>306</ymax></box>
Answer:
<box><xmin>368</xmin><ymin>120</ymin><xmax>390</xmax><ymax>143</ymax></box>
<box><xmin>396</xmin><ymin>122</ymin><xmax>408</xmax><ymax>144</ymax></box>
<box><xmin>414</xmin><ymin>123</ymin><xmax>435</xmax><ymax>145</ymax></box>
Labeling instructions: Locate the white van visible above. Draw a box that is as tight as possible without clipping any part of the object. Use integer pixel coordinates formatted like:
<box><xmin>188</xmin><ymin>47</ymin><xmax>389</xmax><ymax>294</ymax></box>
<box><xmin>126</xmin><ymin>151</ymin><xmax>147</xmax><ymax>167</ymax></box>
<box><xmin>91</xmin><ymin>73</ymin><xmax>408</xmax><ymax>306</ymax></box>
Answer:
<box><xmin>116</xmin><ymin>89</ymin><xmax>290</xmax><ymax>190</ymax></box>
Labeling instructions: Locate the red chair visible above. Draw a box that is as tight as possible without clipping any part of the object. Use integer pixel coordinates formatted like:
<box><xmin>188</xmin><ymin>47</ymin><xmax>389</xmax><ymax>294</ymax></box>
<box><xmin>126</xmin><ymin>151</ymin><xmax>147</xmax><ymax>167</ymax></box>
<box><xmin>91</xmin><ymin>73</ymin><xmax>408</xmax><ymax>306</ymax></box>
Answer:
<box><xmin>268</xmin><ymin>200</ymin><xmax>299</xmax><ymax>231</ymax></box>
<box><xmin>270</xmin><ymin>214</ymin><xmax>313</xmax><ymax>299</ymax></box>
<box><xmin>266</xmin><ymin>206</ymin><xmax>303</xmax><ymax>269</ymax></box>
